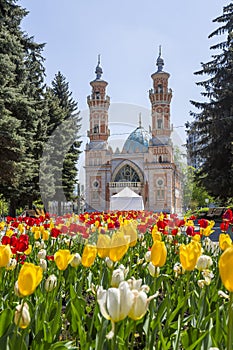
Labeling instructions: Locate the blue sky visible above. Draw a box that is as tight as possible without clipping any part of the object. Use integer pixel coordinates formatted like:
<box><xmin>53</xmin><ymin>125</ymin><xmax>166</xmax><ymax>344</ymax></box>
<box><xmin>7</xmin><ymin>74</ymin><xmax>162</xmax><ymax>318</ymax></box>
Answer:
<box><xmin>19</xmin><ymin>0</ymin><xmax>229</xmax><ymax>145</ymax></box>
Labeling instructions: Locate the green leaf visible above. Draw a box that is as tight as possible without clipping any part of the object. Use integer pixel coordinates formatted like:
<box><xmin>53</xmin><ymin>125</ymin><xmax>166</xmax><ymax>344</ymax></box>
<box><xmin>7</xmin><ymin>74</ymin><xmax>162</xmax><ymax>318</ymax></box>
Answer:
<box><xmin>0</xmin><ymin>309</ymin><xmax>13</xmax><ymax>338</ymax></box>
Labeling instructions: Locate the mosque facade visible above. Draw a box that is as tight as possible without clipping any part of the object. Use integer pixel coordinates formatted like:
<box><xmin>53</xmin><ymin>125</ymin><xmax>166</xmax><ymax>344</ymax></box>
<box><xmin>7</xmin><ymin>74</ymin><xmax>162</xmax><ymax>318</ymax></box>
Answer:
<box><xmin>84</xmin><ymin>52</ymin><xmax>183</xmax><ymax>214</ymax></box>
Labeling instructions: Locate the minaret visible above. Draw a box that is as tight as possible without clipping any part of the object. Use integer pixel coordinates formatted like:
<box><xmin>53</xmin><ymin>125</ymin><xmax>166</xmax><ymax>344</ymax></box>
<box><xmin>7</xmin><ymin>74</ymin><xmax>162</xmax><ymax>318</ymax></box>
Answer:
<box><xmin>149</xmin><ymin>47</ymin><xmax>172</xmax><ymax>143</ymax></box>
<box><xmin>87</xmin><ymin>55</ymin><xmax>110</xmax><ymax>143</ymax></box>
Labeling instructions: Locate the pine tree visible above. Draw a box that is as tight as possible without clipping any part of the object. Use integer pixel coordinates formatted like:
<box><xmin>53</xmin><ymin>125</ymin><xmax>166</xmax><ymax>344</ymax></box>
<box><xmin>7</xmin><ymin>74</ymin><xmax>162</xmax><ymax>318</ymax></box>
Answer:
<box><xmin>45</xmin><ymin>72</ymin><xmax>82</xmax><ymax>214</ymax></box>
<box><xmin>187</xmin><ymin>3</ymin><xmax>233</xmax><ymax>202</ymax></box>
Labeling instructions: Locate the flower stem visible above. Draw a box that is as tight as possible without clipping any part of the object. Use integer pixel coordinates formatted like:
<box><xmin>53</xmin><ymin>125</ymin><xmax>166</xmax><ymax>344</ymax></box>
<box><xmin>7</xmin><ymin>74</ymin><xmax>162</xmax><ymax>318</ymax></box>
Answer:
<box><xmin>227</xmin><ymin>292</ymin><xmax>233</xmax><ymax>350</ymax></box>
<box><xmin>130</xmin><ymin>321</ymin><xmax>136</xmax><ymax>350</ymax></box>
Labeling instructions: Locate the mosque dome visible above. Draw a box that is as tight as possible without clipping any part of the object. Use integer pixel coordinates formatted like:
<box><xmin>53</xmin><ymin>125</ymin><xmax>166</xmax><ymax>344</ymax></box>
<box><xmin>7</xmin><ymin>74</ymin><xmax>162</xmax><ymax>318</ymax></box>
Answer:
<box><xmin>122</xmin><ymin>126</ymin><xmax>151</xmax><ymax>153</ymax></box>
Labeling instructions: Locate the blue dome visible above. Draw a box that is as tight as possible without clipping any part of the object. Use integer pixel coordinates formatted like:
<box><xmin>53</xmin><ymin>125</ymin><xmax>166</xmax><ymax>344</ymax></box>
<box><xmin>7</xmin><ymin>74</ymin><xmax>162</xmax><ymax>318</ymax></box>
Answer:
<box><xmin>122</xmin><ymin>126</ymin><xmax>151</xmax><ymax>153</ymax></box>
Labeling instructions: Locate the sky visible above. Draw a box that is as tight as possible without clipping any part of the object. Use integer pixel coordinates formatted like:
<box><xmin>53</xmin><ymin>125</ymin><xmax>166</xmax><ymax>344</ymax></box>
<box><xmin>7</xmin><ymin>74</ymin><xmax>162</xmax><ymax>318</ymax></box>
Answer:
<box><xmin>18</xmin><ymin>0</ymin><xmax>229</xmax><ymax>183</ymax></box>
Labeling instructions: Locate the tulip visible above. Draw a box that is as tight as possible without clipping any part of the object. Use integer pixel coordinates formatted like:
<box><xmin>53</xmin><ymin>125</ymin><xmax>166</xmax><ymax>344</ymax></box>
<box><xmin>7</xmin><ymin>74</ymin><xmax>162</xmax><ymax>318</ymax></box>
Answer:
<box><xmin>45</xmin><ymin>274</ymin><xmax>57</xmax><ymax>292</ymax></box>
<box><xmin>81</xmin><ymin>244</ymin><xmax>97</xmax><ymax>267</ymax></box>
<box><xmin>148</xmin><ymin>262</ymin><xmax>160</xmax><ymax>277</ymax></box>
<box><xmin>128</xmin><ymin>289</ymin><xmax>157</xmax><ymax>320</ymax></box>
<box><xmin>122</xmin><ymin>222</ymin><xmax>138</xmax><ymax>247</ymax></box>
<box><xmin>151</xmin><ymin>240</ymin><xmax>167</xmax><ymax>267</ymax></box>
<box><xmin>219</xmin><ymin>233</ymin><xmax>232</xmax><ymax>251</ymax></box>
<box><xmin>54</xmin><ymin>249</ymin><xmax>74</xmax><ymax>270</ymax></box>
<box><xmin>6</xmin><ymin>258</ymin><xmax>17</xmax><ymax>271</ymax></box>
<box><xmin>97</xmin><ymin>281</ymin><xmax>134</xmax><ymax>338</ymax></box>
<box><xmin>109</xmin><ymin>231</ymin><xmax>129</xmax><ymax>262</ymax></box>
<box><xmin>0</xmin><ymin>244</ymin><xmax>11</xmax><ymax>267</ymax></box>
<box><xmin>144</xmin><ymin>250</ymin><xmax>151</xmax><ymax>262</ymax></box>
<box><xmin>196</xmin><ymin>255</ymin><xmax>213</xmax><ymax>271</ymax></box>
<box><xmin>37</xmin><ymin>249</ymin><xmax>47</xmax><ymax>260</ymax></box>
<box><xmin>105</xmin><ymin>257</ymin><xmax>113</xmax><ymax>269</ymax></box>
<box><xmin>70</xmin><ymin>253</ymin><xmax>81</xmax><ymax>268</ymax></box>
<box><xmin>219</xmin><ymin>246</ymin><xmax>233</xmax><ymax>292</ymax></box>
<box><xmin>14</xmin><ymin>302</ymin><xmax>30</xmax><ymax>329</ymax></box>
<box><xmin>179</xmin><ymin>241</ymin><xmax>201</xmax><ymax>271</ymax></box>
<box><xmin>18</xmin><ymin>263</ymin><xmax>43</xmax><ymax>296</ymax></box>
<box><xmin>111</xmin><ymin>268</ymin><xmax>125</xmax><ymax>287</ymax></box>
<box><xmin>39</xmin><ymin>259</ymin><xmax>47</xmax><ymax>272</ymax></box>
<box><xmin>97</xmin><ymin>234</ymin><xmax>111</xmax><ymax>258</ymax></box>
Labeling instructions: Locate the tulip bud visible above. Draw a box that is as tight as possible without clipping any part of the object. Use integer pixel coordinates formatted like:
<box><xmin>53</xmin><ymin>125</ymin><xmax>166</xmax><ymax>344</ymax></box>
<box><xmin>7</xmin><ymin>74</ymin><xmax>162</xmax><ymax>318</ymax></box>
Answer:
<box><xmin>144</xmin><ymin>251</ymin><xmax>151</xmax><ymax>262</ymax></box>
<box><xmin>39</xmin><ymin>258</ymin><xmax>47</xmax><ymax>272</ymax></box>
<box><xmin>14</xmin><ymin>302</ymin><xmax>30</xmax><ymax>329</ymax></box>
<box><xmin>70</xmin><ymin>253</ymin><xmax>81</xmax><ymax>268</ymax></box>
<box><xmin>148</xmin><ymin>262</ymin><xmax>160</xmax><ymax>277</ymax></box>
<box><xmin>45</xmin><ymin>274</ymin><xmax>57</xmax><ymax>292</ymax></box>
<box><xmin>105</xmin><ymin>257</ymin><xmax>113</xmax><ymax>269</ymax></box>
<box><xmin>151</xmin><ymin>240</ymin><xmax>167</xmax><ymax>267</ymax></box>
<box><xmin>37</xmin><ymin>249</ymin><xmax>46</xmax><ymax>260</ymax></box>
<box><xmin>14</xmin><ymin>281</ymin><xmax>23</xmax><ymax>297</ymax></box>
<box><xmin>6</xmin><ymin>258</ymin><xmax>17</xmax><ymax>271</ymax></box>
<box><xmin>111</xmin><ymin>268</ymin><xmax>125</xmax><ymax>287</ymax></box>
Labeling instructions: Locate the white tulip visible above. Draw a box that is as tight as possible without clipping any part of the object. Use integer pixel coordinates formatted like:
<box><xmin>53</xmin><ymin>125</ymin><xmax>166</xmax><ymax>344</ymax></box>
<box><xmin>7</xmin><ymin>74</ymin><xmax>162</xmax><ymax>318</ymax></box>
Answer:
<box><xmin>14</xmin><ymin>302</ymin><xmax>30</xmax><ymax>329</ymax></box>
<box><xmin>45</xmin><ymin>274</ymin><xmax>57</xmax><ymax>292</ymax></box>
<box><xmin>39</xmin><ymin>258</ymin><xmax>47</xmax><ymax>272</ymax></box>
<box><xmin>111</xmin><ymin>268</ymin><xmax>125</xmax><ymax>287</ymax></box>
<box><xmin>6</xmin><ymin>258</ymin><xmax>17</xmax><ymax>271</ymax></box>
<box><xmin>70</xmin><ymin>253</ymin><xmax>81</xmax><ymax>268</ymax></box>
<box><xmin>37</xmin><ymin>249</ymin><xmax>46</xmax><ymax>260</ymax></box>
<box><xmin>144</xmin><ymin>251</ymin><xmax>151</xmax><ymax>262</ymax></box>
<box><xmin>97</xmin><ymin>281</ymin><xmax>134</xmax><ymax>339</ymax></box>
<box><xmin>196</xmin><ymin>255</ymin><xmax>213</xmax><ymax>271</ymax></box>
<box><xmin>105</xmin><ymin>257</ymin><xmax>113</xmax><ymax>269</ymax></box>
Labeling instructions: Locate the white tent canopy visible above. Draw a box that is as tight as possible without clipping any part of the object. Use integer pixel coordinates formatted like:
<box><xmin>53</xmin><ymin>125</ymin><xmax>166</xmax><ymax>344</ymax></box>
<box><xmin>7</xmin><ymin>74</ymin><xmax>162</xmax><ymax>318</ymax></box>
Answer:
<box><xmin>110</xmin><ymin>187</ymin><xmax>144</xmax><ymax>211</ymax></box>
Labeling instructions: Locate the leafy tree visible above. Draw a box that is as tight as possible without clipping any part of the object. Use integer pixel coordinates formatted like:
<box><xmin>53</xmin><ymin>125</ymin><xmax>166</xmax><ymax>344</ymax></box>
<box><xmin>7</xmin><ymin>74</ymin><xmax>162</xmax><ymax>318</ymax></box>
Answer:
<box><xmin>187</xmin><ymin>3</ymin><xmax>233</xmax><ymax>202</ymax></box>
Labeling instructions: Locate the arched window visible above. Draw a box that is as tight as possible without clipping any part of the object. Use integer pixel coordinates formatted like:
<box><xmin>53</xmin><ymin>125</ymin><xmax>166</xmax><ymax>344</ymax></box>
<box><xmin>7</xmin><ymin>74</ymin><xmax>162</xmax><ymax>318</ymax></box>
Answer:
<box><xmin>159</xmin><ymin>156</ymin><xmax>162</xmax><ymax>163</ymax></box>
<box><xmin>157</xmin><ymin>119</ymin><xmax>163</xmax><ymax>129</ymax></box>
<box><xmin>114</xmin><ymin>164</ymin><xmax>140</xmax><ymax>182</ymax></box>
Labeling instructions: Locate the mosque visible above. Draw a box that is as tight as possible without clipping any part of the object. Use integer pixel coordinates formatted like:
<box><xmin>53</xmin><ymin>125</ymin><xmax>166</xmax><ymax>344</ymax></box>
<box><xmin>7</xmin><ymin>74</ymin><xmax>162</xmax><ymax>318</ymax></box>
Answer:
<box><xmin>84</xmin><ymin>51</ymin><xmax>183</xmax><ymax>214</ymax></box>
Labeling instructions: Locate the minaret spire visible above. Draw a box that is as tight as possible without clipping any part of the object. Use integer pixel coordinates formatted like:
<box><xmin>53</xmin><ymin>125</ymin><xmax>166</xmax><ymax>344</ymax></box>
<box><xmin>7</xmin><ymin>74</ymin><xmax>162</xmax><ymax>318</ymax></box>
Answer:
<box><xmin>139</xmin><ymin>113</ymin><xmax>142</xmax><ymax>128</ymax></box>
<box><xmin>95</xmin><ymin>54</ymin><xmax>103</xmax><ymax>80</ymax></box>
<box><xmin>156</xmin><ymin>45</ymin><xmax>164</xmax><ymax>72</ymax></box>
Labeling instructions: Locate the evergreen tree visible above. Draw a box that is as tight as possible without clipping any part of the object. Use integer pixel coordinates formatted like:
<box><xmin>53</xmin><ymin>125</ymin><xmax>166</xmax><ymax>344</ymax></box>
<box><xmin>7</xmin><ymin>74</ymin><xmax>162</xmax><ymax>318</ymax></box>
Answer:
<box><xmin>0</xmin><ymin>0</ymin><xmax>47</xmax><ymax>215</ymax></box>
<box><xmin>187</xmin><ymin>3</ymin><xmax>233</xmax><ymax>202</ymax></box>
<box><xmin>45</xmin><ymin>72</ymin><xmax>82</xmax><ymax>214</ymax></box>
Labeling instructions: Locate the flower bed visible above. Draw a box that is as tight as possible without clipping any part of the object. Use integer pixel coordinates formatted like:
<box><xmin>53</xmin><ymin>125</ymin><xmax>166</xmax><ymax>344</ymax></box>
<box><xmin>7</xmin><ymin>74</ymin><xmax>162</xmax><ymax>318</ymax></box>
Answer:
<box><xmin>0</xmin><ymin>209</ymin><xmax>233</xmax><ymax>349</ymax></box>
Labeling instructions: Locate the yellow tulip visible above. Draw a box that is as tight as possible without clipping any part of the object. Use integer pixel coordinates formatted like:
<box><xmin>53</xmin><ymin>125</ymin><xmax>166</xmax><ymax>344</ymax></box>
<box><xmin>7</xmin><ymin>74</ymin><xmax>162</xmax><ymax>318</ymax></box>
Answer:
<box><xmin>122</xmin><ymin>222</ymin><xmax>138</xmax><ymax>247</ymax></box>
<box><xmin>109</xmin><ymin>231</ymin><xmax>129</xmax><ymax>262</ymax></box>
<box><xmin>0</xmin><ymin>245</ymin><xmax>12</xmax><ymax>267</ymax></box>
<box><xmin>97</xmin><ymin>234</ymin><xmax>111</xmax><ymax>258</ymax></box>
<box><xmin>42</xmin><ymin>230</ymin><xmax>49</xmax><ymax>241</ymax></box>
<box><xmin>151</xmin><ymin>240</ymin><xmax>167</xmax><ymax>267</ymax></box>
<box><xmin>152</xmin><ymin>231</ymin><xmax>162</xmax><ymax>242</ymax></box>
<box><xmin>18</xmin><ymin>263</ymin><xmax>43</xmax><ymax>296</ymax></box>
<box><xmin>6</xmin><ymin>229</ymin><xmax>14</xmax><ymax>237</ymax></box>
<box><xmin>81</xmin><ymin>244</ymin><xmax>97</xmax><ymax>267</ymax></box>
<box><xmin>179</xmin><ymin>241</ymin><xmax>201</xmax><ymax>271</ymax></box>
<box><xmin>34</xmin><ymin>229</ymin><xmax>41</xmax><ymax>240</ymax></box>
<box><xmin>192</xmin><ymin>234</ymin><xmax>201</xmax><ymax>242</ymax></box>
<box><xmin>24</xmin><ymin>245</ymin><xmax>32</xmax><ymax>255</ymax></box>
<box><xmin>219</xmin><ymin>233</ymin><xmax>232</xmax><ymax>251</ymax></box>
<box><xmin>219</xmin><ymin>246</ymin><xmax>233</xmax><ymax>292</ymax></box>
<box><xmin>54</xmin><ymin>249</ymin><xmax>74</xmax><ymax>271</ymax></box>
